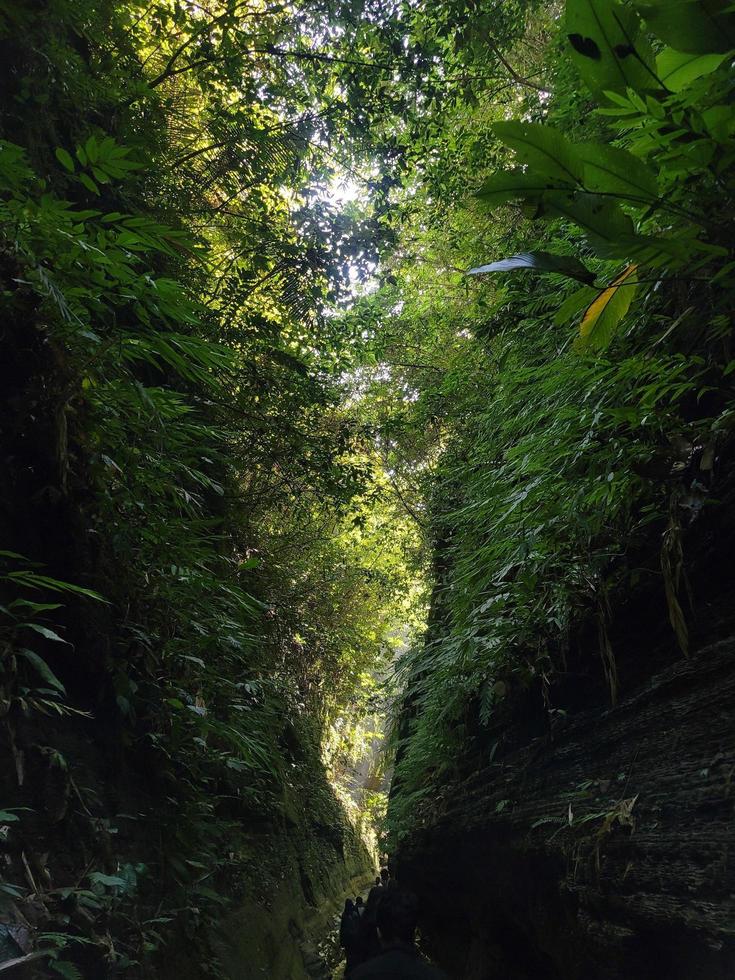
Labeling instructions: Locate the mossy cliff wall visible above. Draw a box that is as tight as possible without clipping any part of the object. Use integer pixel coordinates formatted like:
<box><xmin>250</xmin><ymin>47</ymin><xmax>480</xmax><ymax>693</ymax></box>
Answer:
<box><xmin>162</xmin><ymin>761</ymin><xmax>375</xmax><ymax>980</ymax></box>
<box><xmin>213</xmin><ymin>823</ymin><xmax>372</xmax><ymax>980</ymax></box>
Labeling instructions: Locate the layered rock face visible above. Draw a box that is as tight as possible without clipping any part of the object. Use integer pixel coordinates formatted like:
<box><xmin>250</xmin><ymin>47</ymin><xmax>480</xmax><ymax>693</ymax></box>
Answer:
<box><xmin>394</xmin><ymin>482</ymin><xmax>735</xmax><ymax>979</ymax></box>
<box><xmin>396</xmin><ymin>634</ymin><xmax>735</xmax><ymax>979</ymax></box>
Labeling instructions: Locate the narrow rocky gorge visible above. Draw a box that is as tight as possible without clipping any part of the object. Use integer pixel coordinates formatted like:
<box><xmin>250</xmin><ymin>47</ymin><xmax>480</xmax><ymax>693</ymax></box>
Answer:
<box><xmin>2</xmin><ymin>0</ymin><xmax>735</xmax><ymax>977</ymax></box>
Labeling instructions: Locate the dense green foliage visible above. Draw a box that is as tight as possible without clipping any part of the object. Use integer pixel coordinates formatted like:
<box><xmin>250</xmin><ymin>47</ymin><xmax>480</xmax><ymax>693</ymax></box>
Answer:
<box><xmin>372</xmin><ymin>0</ymin><xmax>735</xmax><ymax>840</ymax></box>
<box><xmin>0</xmin><ymin>0</ymin><xmax>428</xmax><ymax>973</ymax></box>
<box><xmin>1</xmin><ymin>0</ymin><xmax>734</xmax><ymax>974</ymax></box>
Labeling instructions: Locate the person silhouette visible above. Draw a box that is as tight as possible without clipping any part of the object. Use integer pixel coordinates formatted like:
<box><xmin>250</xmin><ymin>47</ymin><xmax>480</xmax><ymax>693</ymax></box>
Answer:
<box><xmin>340</xmin><ymin>899</ymin><xmax>357</xmax><ymax>944</ymax></box>
<box><xmin>351</xmin><ymin>887</ymin><xmax>446</xmax><ymax>978</ymax></box>
<box><xmin>340</xmin><ymin>898</ymin><xmax>362</xmax><ymax>975</ymax></box>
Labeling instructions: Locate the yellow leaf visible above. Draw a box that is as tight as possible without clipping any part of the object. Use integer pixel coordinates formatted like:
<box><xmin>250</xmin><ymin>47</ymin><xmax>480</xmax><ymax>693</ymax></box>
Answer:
<box><xmin>577</xmin><ymin>263</ymin><xmax>638</xmax><ymax>350</ymax></box>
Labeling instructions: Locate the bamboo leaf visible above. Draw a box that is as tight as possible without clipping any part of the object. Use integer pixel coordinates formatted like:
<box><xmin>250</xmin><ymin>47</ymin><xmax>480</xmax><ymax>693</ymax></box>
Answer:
<box><xmin>16</xmin><ymin>649</ymin><xmax>67</xmax><ymax>693</ymax></box>
<box><xmin>54</xmin><ymin>148</ymin><xmax>75</xmax><ymax>173</ymax></box>
<box><xmin>21</xmin><ymin>623</ymin><xmax>71</xmax><ymax>644</ymax></box>
<box><xmin>78</xmin><ymin>173</ymin><xmax>99</xmax><ymax>196</ymax></box>
<box><xmin>6</xmin><ymin>571</ymin><xmax>107</xmax><ymax>601</ymax></box>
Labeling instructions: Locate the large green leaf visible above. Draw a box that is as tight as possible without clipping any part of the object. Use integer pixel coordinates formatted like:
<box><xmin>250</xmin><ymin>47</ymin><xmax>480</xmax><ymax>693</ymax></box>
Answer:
<box><xmin>468</xmin><ymin>251</ymin><xmax>595</xmax><ymax>284</ymax></box>
<box><xmin>475</xmin><ymin>170</ymin><xmax>575</xmax><ymax>207</ymax></box>
<box><xmin>591</xmin><ymin>231</ymin><xmax>709</xmax><ymax>267</ymax></box>
<box><xmin>701</xmin><ymin>104</ymin><xmax>735</xmax><ymax>139</ymax></box>
<box><xmin>492</xmin><ymin>122</ymin><xmax>583</xmax><ymax>184</ymax></box>
<box><xmin>544</xmin><ymin>191</ymin><xmax>635</xmax><ymax>255</ymax></box>
<box><xmin>656</xmin><ymin>47</ymin><xmax>730</xmax><ymax>90</ymax></box>
<box><xmin>565</xmin><ymin>0</ymin><xmax>657</xmax><ymax>93</ymax></box>
<box><xmin>636</xmin><ymin>0</ymin><xmax>735</xmax><ymax>53</ymax></box>
<box><xmin>578</xmin><ymin>142</ymin><xmax>658</xmax><ymax>200</ymax></box>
